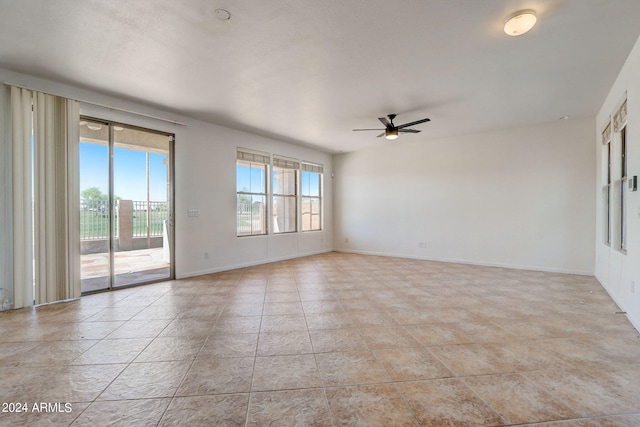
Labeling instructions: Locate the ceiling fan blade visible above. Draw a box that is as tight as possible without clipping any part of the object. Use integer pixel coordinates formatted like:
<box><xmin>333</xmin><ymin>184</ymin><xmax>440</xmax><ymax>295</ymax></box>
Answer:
<box><xmin>396</xmin><ymin>118</ymin><xmax>431</xmax><ymax>129</ymax></box>
<box><xmin>378</xmin><ymin>117</ymin><xmax>391</xmax><ymax>128</ymax></box>
<box><xmin>376</xmin><ymin>132</ymin><xmax>386</xmax><ymax>138</ymax></box>
<box><xmin>398</xmin><ymin>129</ymin><xmax>420</xmax><ymax>133</ymax></box>
<box><xmin>353</xmin><ymin>128</ymin><xmax>385</xmax><ymax>131</ymax></box>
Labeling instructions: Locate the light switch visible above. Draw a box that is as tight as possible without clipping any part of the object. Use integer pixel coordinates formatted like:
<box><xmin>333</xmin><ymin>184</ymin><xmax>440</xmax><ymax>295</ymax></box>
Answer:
<box><xmin>188</xmin><ymin>209</ymin><xmax>200</xmax><ymax>217</ymax></box>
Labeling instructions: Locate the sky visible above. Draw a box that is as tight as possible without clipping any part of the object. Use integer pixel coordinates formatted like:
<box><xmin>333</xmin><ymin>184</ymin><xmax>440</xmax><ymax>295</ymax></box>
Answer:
<box><xmin>80</xmin><ymin>142</ymin><xmax>168</xmax><ymax>201</ymax></box>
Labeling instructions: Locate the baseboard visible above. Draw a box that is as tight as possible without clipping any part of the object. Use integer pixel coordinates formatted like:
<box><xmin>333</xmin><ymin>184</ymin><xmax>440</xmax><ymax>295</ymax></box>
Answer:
<box><xmin>178</xmin><ymin>246</ymin><xmax>594</xmax><ymax>279</ymax></box>
<box><xmin>334</xmin><ymin>248</ymin><xmax>594</xmax><ymax>276</ymax></box>
<box><xmin>176</xmin><ymin>248</ymin><xmax>333</xmax><ymax>279</ymax></box>
<box><xmin>594</xmin><ymin>272</ymin><xmax>640</xmax><ymax>333</ymax></box>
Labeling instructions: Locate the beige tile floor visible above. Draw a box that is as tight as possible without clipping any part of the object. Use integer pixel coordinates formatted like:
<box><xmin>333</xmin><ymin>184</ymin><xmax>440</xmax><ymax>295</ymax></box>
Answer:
<box><xmin>1</xmin><ymin>252</ymin><xmax>639</xmax><ymax>426</ymax></box>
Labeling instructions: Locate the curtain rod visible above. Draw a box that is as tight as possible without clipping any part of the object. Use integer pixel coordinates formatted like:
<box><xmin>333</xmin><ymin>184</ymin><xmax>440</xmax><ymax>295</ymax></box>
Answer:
<box><xmin>4</xmin><ymin>82</ymin><xmax>187</xmax><ymax>127</ymax></box>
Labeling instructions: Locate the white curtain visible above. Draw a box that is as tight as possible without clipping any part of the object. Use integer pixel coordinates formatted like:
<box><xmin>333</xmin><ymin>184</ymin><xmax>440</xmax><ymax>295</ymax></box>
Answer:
<box><xmin>10</xmin><ymin>86</ymin><xmax>80</xmax><ymax>309</ymax></box>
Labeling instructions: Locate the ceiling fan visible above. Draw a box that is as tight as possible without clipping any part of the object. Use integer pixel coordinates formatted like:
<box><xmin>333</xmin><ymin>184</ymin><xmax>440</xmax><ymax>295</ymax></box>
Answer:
<box><xmin>353</xmin><ymin>114</ymin><xmax>431</xmax><ymax>140</ymax></box>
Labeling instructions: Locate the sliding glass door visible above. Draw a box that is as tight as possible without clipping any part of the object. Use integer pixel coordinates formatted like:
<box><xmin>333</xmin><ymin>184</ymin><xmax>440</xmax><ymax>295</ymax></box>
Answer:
<box><xmin>79</xmin><ymin>118</ymin><xmax>174</xmax><ymax>293</ymax></box>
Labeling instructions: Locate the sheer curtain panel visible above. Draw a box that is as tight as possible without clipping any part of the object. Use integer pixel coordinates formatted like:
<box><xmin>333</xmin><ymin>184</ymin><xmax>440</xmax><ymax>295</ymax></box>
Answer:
<box><xmin>10</xmin><ymin>86</ymin><xmax>80</xmax><ymax>309</ymax></box>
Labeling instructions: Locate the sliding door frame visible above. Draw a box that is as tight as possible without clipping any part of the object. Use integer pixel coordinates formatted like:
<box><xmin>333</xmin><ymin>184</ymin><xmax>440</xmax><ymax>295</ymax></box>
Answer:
<box><xmin>81</xmin><ymin>116</ymin><xmax>175</xmax><ymax>294</ymax></box>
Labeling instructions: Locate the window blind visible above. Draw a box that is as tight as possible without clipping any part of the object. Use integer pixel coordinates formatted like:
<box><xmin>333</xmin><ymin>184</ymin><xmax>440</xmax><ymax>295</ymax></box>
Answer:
<box><xmin>273</xmin><ymin>156</ymin><xmax>300</xmax><ymax>169</ymax></box>
<box><xmin>302</xmin><ymin>162</ymin><xmax>323</xmax><ymax>173</ymax></box>
<box><xmin>237</xmin><ymin>149</ymin><xmax>270</xmax><ymax>164</ymax></box>
<box><xmin>614</xmin><ymin>99</ymin><xmax>627</xmax><ymax>132</ymax></box>
<box><xmin>602</xmin><ymin>122</ymin><xmax>611</xmax><ymax>145</ymax></box>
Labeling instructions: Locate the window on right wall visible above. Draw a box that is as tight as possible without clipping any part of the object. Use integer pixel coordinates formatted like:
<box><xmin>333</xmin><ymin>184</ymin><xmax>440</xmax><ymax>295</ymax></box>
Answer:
<box><xmin>301</xmin><ymin>162</ymin><xmax>323</xmax><ymax>231</ymax></box>
<box><xmin>602</xmin><ymin>122</ymin><xmax>612</xmax><ymax>246</ymax></box>
<box><xmin>620</xmin><ymin>125</ymin><xmax>627</xmax><ymax>252</ymax></box>
<box><xmin>614</xmin><ymin>98</ymin><xmax>628</xmax><ymax>253</ymax></box>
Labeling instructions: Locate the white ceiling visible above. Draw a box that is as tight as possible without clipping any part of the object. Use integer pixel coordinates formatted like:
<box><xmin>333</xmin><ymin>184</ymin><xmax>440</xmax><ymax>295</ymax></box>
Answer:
<box><xmin>1</xmin><ymin>0</ymin><xmax>640</xmax><ymax>153</ymax></box>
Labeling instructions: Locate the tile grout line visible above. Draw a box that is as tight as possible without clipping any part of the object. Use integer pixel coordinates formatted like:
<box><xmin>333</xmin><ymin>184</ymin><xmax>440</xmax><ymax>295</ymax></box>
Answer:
<box><xmin>299</xmin><ymin>266</ymin><xmax>337</xmax><ymax>427</ymax></box>
<box><xmin>243</xmin><ymin>269</ymin><xmax>268</xmax><ymax>427</ymax></box>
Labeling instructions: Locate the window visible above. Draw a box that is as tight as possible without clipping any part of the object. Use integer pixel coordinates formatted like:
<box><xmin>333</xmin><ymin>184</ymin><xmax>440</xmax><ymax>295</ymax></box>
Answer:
<box><xmin>602</xmin><ymin>122</ymin><xmax>612</xmax><ymax>245</ymax></box>
<box><xmin>614</xmin><ymin>99</ymin><xmax>627</xmax><ymax>252</ymax></box>
<box><xmin>301</xmin><ymin>163</ymin><xmax>323</xmax><ymax>231</ymax></box>
<box><xmin>273</xmin><ymin>156</ymin><xmax>299</xmax><ymax>233</ymax></box>
<box><xmin>237</xmin><ymin>150</ymin><xmax>269</xmax><ymax>236</ymax></box>
<box><xmin>620</xmin><ymin>125</ymin><xmax>627</xmax><ymax>252</ymax></box>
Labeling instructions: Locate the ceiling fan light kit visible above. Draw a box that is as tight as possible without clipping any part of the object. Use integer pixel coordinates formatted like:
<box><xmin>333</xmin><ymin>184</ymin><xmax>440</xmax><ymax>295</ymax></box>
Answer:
<box><xmin>353</xmin><ymin>113</ymin><xmax>431</xmax><ymax>141</ymax></box>
<box><xmin>504</xmin><ymin>9</ymin><xmax>537</xmax><ymax>36</ymax></box>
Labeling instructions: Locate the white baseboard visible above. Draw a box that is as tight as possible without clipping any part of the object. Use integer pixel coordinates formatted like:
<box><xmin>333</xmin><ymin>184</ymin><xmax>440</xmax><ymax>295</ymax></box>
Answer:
<box><xmin>334</xmin><ymin>248</ymin><xmax>594</xmax><ymax>276</ymax></box>
<box><xmin>594</xmin><ymin>272</ymin><xmax>640</xmax><ymax>333</ymax></box>
<box><xmin>176</xmin><ymin>249</ymin><xmax>333</xmax><ymax>279</ymax></box>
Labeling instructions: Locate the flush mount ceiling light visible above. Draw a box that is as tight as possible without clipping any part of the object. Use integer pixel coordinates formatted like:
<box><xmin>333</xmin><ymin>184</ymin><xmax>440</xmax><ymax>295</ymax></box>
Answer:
<box><xmin>215</xmin><ymin>9</ymin><xmax>231</xmax><ymax>20</ymax></box>
<box><xmin>504</xmin><ymin>9</ymin><xmax>537</xmax><ymax>36</ymax></box>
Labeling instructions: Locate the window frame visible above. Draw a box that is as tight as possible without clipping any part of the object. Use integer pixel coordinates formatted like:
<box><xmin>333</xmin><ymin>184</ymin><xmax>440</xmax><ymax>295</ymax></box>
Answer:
<box><xmin>620</xmin><ymin>125</ymin><xmax>627</xmax><ymax>253</ymax></box>
<box><xmin>272</xmin><ymin>155</ymin><xmax>299</xmax><ymax>234</ymax></box>
<box><xmin>301</xmin><ymin>162</ymin><xmax>323</xmax><ymax>232</ymax></box>
<box><xmin>602</xmin><ymin>122</ymin><xmax>612</xmax><ymax>246</ymax></box>
<box><xmin>613</xmin><ymin>98</ymin><xmax>628</xmax><ymax>253</ymax></box>
<box><xmin>236</xmin><ymin>149</ymin><xmax>270</xmax><ymax>237</ymax></box>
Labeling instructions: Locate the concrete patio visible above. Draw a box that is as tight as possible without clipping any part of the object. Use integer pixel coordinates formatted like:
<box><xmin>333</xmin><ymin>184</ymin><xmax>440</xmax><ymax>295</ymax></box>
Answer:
<box><xmin>81</xmin><ymin>248</ymin><xmax>170</xmax><ymax>292</ymax></box>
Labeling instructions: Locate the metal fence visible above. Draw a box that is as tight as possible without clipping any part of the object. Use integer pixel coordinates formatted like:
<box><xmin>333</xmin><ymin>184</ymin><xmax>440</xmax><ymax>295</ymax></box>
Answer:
<box><xmin>237</xmin><ymin>201</ymin><xmax>266</xmax><ymax>235</ymax></box>
<box><xmin>132</xmin><ymin>201</ymin><xmax>167</xmax><ymax>238</ymax></box>
<box><xmin>80</xmin><ymin>199</ymin><xmax>111</xmax><ymax>240</ymax></box>
<box><xmin>80</xmin><ymin>199</ymin><xmax>167</xmax><ymax>240</ymax></box>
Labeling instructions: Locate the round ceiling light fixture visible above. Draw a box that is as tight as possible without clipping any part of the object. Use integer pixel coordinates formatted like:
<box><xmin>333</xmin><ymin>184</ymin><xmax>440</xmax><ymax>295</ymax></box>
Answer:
<box><xmin>215</xmin><ymin>9</ymin><xmax>231</xmax><ymax>20</ymax></box>
<box><xmin>503</xmin><ymin>9</ymin><xmax>537</xmax><ymax>36</ymax></box>
<box><xmin>385</xmin><ymin>128</ymin><xmax>399</xmax><ymax>140</ymax></box>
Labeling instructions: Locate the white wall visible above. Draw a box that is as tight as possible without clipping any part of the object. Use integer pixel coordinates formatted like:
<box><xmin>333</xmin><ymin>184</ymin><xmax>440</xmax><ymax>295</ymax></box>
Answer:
<box><xmin>0</xmin><ymin>68</ymin><xmax>333</xmax><ymax>288</ymax></box>
<box><xmin>595</xmin><ymin>35</ymin><xmax>640</xmax><ymax>331</ymax></box>
<box><xmin>168</xmin><ymin>118</ymin><xmax>333</xmax><ymax>277</ymax></box>
<box><xmin>333</xmin><ymin>117</ymin><xmax>596</xmax><ymax>275</ymax></box>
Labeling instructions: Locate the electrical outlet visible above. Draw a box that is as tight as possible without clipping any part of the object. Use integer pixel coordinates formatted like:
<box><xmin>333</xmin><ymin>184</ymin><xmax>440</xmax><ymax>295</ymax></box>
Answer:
<box><xmin>204</xmin><ymin>252</ymin><xmax>209</xmax><ymax>260</ymax></box>
<box><xmin>344</xmin><ymin>237</ymin><xmax>349</xmax><ymax>244</ymax></box>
